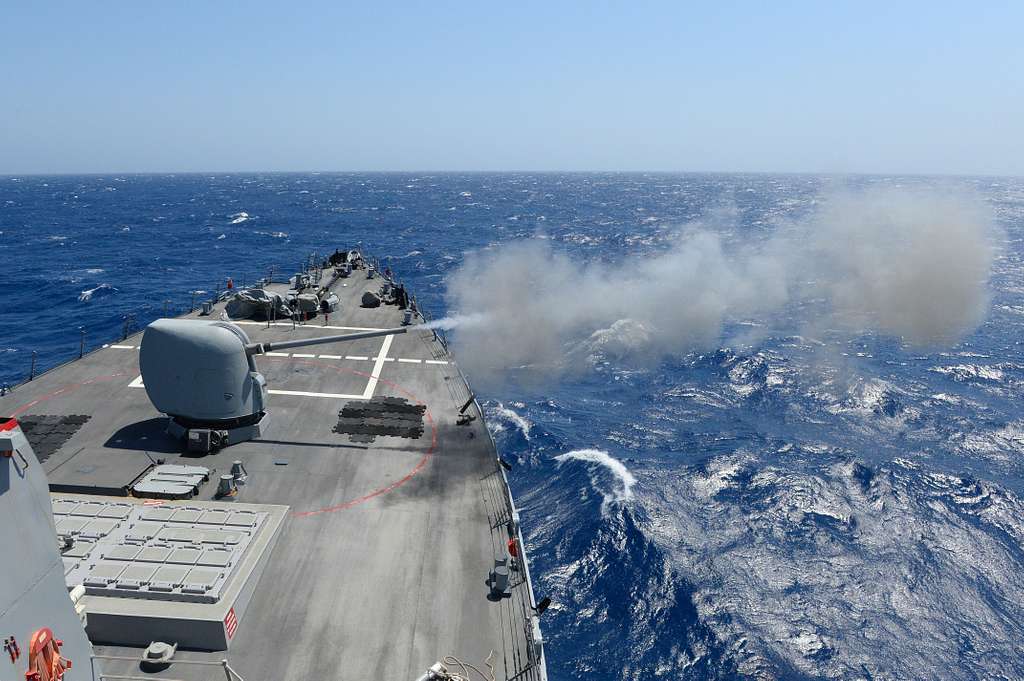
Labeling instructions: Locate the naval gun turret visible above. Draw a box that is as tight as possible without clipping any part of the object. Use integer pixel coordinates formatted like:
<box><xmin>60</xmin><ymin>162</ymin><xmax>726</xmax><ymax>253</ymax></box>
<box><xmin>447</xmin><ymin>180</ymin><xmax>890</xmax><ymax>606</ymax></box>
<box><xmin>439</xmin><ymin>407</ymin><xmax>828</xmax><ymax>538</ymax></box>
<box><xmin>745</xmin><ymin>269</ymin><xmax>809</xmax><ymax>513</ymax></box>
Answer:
<box><xmin>139</xmin><ymin>318</ymin><xmax>408</xmax><ymax>452</ymax></box>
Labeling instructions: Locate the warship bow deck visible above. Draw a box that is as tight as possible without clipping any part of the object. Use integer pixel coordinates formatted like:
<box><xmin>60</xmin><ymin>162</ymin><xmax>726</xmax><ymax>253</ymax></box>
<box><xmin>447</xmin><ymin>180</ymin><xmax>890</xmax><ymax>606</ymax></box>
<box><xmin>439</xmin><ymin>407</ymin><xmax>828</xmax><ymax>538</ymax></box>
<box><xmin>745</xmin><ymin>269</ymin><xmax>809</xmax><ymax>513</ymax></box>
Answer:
<box><xmin>0</xmin><ymin>260</ymin><xmax>546</xmax><ymax>681</ymax></box>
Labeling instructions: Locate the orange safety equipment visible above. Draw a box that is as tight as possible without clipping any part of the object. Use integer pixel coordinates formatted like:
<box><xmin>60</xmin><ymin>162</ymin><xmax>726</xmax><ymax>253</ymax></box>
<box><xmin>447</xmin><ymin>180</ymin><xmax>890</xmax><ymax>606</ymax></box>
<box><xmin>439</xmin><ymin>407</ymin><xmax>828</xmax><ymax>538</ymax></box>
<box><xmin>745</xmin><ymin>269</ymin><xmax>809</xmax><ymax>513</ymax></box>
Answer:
<box><xmin>507</xmin><ymin>537</ymin><xmax>519</xmax><ymax>558</ymax></box>
<box><xmin>24</xmin><ymin>628</ymin><xmax>71</xmax><ymax>681</ymax></box>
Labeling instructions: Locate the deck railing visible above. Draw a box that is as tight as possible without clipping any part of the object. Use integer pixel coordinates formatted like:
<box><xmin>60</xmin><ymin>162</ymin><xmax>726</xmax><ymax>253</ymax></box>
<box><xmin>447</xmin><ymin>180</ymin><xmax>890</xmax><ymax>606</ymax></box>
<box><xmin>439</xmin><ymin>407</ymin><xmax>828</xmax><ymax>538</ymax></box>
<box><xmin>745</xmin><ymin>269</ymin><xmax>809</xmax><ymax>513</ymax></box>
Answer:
<box><xmin>444</xmin><ymin>353</ymin><xmax>548</xmax><ymax>681</ymax></box>
<box><xmin>3</xmin><ymin>256</ymin><xmax>321</xmax><ymax>392</ymax></box>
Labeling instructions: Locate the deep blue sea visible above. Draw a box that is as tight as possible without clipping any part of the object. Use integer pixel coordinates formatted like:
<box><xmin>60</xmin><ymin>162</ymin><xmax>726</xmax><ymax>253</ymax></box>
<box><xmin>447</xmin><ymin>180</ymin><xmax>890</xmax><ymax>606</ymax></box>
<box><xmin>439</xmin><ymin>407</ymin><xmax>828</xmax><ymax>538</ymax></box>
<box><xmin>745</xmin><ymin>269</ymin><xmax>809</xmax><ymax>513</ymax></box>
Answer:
<box><xmin>3</xmin><ymin>173</ymin><xmax>1024</xmax><ymax>680</ymax></box>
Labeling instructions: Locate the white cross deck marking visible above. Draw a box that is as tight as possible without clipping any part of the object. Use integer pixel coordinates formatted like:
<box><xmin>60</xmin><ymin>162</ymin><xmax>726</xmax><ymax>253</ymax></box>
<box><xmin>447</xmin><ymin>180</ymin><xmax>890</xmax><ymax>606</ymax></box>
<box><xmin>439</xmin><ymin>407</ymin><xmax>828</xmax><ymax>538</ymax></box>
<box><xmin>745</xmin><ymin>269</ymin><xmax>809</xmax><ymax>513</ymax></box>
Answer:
<box><xmin>126</xmin><ymin>376</ymin><xmax>365</xmax><ymax>400</ymax></box>
<box><xmin>233</xmin><ymin>320</ymin><xmax>385</xmax><ymax>332</ymax></box>
<box><xmin>268</xmin><ymin>389</ymin><xmax>367</xmax><ymax>399</ymax></box>
<box><xmin>124</xmin><ymin>330</ymin><xmax>450</xmax><ymax>401</ymax></box>
<box><xmin>361</xmin><ymin>334</ymin><xmax>395</xmax><ymax>399</ymax></box>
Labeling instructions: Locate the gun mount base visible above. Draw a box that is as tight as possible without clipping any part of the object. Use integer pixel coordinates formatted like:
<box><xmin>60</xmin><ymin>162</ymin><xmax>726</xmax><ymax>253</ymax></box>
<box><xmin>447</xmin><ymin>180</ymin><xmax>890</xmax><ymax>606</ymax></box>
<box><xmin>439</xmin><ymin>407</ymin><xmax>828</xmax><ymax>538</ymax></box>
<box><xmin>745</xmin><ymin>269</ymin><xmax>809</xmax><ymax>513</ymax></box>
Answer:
<box><xmin>166</xmin><ymin>412</ymin><xmax>269</xmax><ymax>453</ymax></box>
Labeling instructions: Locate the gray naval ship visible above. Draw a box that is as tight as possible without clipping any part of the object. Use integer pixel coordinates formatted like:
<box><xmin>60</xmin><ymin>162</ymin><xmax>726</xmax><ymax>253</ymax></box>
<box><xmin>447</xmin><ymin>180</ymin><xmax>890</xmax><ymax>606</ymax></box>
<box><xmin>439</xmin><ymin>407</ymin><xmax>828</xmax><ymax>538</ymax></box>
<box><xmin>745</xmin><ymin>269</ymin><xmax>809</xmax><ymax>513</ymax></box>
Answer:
<box><xmin>0</xmin><ymin>250</ymin><xmax>547</xmax><ymax>681</ymax></box>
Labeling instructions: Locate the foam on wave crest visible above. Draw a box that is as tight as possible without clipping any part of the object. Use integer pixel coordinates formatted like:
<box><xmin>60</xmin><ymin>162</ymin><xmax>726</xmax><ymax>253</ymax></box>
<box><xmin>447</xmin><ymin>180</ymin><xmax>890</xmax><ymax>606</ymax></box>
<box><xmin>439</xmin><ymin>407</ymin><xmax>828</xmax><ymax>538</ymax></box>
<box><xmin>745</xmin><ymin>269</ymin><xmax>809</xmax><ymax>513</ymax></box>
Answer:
<box><xmin>491</xmin><ymin>402</ymin><xmax>532</xmax><ymax>440</ymax></box>
<box><xmin>555</xmin><ymin>448</ymin><xmax>636</xmax><ymax>515</ymax></box>
<box><xmin>78</xmin><ymin>283</ymin><xmax>118</xmax><ymax>302</ymax></box>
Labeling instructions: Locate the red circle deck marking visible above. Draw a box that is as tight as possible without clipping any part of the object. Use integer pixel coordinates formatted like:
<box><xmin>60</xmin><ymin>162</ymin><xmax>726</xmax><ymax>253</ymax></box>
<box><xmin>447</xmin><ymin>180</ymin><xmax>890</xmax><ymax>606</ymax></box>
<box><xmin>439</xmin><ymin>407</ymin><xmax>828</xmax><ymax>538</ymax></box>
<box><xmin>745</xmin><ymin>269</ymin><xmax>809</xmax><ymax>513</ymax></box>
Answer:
<box><xmin>10</xmin><ymin>373</ymin><xmax>128</xmax><ymax>417</ymax></box>
<box><xmin>261</xmin><ymin>357</ymin><xmax>435</xmax><ymax>517</ymax></box>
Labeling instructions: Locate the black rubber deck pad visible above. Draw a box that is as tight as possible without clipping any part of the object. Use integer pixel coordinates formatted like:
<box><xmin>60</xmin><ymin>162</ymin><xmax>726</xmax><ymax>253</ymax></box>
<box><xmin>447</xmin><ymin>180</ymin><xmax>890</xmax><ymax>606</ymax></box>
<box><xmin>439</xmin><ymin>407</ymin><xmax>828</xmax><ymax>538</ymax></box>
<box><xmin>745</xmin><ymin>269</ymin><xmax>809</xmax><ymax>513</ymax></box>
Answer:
<box><xmin>18</xmin><ymin>414</ymin><xmax>91</xmax><ymax>462</ymax></box>
<box><xmin>333</xmin><ymin>397</ymin><xmax>425</xmax><ymax>442</ymax></box>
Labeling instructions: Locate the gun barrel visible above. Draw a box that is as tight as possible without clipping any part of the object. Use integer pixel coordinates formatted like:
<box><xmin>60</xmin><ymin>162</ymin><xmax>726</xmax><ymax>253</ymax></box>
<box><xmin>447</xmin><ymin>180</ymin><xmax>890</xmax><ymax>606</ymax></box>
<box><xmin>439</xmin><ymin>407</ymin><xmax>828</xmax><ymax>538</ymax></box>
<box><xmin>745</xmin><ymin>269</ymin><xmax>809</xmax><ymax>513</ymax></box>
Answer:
<box><xmin>246</xmin><ymin>326</ymin><xmax>410</xmax><ymax>355</ymax></box>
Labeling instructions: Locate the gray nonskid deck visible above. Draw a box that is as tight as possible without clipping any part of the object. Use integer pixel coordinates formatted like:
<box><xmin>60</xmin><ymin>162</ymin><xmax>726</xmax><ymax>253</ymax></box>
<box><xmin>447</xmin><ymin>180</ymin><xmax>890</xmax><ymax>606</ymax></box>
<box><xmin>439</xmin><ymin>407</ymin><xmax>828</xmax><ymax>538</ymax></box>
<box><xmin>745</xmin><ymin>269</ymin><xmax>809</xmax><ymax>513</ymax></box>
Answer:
<box><xmin>1</xmin><ymin>264</ymin><xmax>545</xmax><ymax>681</ymax></box>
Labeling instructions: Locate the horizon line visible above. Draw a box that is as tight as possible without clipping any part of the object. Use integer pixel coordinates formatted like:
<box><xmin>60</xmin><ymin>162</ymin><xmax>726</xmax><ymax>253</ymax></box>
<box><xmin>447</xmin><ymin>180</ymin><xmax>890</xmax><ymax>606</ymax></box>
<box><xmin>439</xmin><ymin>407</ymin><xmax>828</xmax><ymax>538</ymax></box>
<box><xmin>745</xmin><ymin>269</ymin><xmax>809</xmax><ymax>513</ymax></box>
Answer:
<box><xmin>2</xmin><ymin>169</ymin><xmax>1020</xmax><ymax>180</ymax></box>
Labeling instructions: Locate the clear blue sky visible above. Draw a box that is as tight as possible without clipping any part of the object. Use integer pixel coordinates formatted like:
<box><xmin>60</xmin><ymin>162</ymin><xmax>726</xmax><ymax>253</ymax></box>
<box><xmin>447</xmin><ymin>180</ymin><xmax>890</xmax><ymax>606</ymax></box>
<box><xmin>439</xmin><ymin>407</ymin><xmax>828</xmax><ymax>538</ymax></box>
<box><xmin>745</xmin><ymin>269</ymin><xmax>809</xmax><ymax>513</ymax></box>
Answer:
<box><xmin>2</xmin><ymin>1</ymin><xmax>1021</xmax><ymax>175</ymax></box>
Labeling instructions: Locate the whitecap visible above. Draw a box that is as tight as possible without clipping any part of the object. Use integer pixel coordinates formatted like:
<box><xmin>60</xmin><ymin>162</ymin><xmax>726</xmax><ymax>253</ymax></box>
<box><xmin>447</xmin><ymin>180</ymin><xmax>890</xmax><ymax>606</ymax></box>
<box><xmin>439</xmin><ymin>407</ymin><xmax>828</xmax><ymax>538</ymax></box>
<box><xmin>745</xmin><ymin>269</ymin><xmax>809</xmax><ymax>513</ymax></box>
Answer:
<box><xmin>229</xmin><ymin>211</ymin><xmax>250</xmax><ymax>224</ymax></box>
<box><xmin>78</xmin><ymin>283</ymin><xmax>118</xmax><ymax>302</ymax></box>
<box><xmin>493</xmin><ymin>402</ymin><xmax>531</xmax><ymax>440</ymax></box>
<box><xmin>555</xmin><ymin>448</ymin><xmax>636</xmax><ymax>515</ymax></box>
<box><xmin>217</xmin><ymin>234</ymin><xmax>227</xmax><ymax>240</ymax></box>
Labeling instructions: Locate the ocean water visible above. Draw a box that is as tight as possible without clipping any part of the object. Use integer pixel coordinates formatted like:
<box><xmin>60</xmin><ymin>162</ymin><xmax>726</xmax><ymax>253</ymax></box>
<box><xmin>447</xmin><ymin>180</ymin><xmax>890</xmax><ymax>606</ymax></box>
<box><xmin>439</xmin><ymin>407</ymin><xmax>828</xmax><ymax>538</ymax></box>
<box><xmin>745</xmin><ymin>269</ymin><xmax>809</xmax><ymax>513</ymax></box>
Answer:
<box><xmin>3</xmin><ymin>173</ymin><xmax>1024</xmax><ymax>679</ymax></box>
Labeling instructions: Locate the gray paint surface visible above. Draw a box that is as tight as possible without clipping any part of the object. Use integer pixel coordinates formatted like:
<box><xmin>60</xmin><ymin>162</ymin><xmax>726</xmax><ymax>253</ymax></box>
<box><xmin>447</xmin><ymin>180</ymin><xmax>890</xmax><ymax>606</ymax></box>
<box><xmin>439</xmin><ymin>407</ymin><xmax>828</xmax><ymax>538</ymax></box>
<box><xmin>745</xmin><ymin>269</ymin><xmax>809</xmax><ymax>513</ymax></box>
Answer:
<box><xmin>1</xmin><ymin>265</ymin><xmax>545</xmax><ymax>681</ymax></box>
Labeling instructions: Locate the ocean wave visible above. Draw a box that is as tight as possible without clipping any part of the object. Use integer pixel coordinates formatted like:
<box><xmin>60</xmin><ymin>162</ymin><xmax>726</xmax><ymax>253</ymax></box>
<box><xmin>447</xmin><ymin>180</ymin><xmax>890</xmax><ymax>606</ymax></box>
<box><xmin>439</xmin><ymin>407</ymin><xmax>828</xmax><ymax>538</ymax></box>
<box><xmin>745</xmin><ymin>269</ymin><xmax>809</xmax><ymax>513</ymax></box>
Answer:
<box><xmin>555</xmin><ymin>448</ymin><xmax>636</xmax><ymax>514</ymax></box>
<box><xmin>641</xmin><ymin>454</ymin><xmax>1024</xmax><ymax>678</ymax></box>
<box><xmin>229</xmin><ymin>212</ymin><xmax>250</xmax><ymax>224</ymax></box>
<box><xmin>930</xmin><ymin>363</ymin><xmax>1005</xmax><ymax>382</ymax></box>
<box><xmin>253</xmin><ymin>230</ymin><xmax>288</xmax><ymax>239</ymax></box>
<box><xmin>492</xmin><ymin>402</ymin><xmax>531</xmax><ymax>440</ymax></box>
<box><xmin>78</xmin><ymin>283</ymin><xmax>118</xmax><ymax>302</ymax></box>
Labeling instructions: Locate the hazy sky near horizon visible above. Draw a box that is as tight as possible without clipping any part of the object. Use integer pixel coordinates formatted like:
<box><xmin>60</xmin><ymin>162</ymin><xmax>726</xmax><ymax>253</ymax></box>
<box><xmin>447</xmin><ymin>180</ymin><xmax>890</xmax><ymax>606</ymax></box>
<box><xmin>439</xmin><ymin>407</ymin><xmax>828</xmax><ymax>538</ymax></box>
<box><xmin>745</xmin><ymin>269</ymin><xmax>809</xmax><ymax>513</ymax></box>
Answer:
<box><xmin>2</xmin><ymin>2</ymin><xmax>1021</xmax><ymax>175</ymax></box>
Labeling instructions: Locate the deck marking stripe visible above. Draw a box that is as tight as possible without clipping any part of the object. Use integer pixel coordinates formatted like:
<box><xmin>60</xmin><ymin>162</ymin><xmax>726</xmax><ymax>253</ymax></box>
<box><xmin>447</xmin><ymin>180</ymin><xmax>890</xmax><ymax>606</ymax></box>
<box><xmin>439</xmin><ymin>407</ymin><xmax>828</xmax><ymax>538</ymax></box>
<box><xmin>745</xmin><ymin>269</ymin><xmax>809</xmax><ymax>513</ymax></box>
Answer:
<box><xmin>10</xmin><ymin>373</ymin><xmax>129</xmax><ymax>417</ymax></box>
<box><xmin>345</xmin><ymin>355</ymin><xmax>369</xmax><ymax>361</ymax></box>
<box><xmin>264</xmin><ymin>352</ymin><xmax>290</xmax><ymax>357</ymax></box>
<box><xmin>362</xmin><ymin>334</ymin><xmax>395</xmax><ymax>399</ymax></box>
<box><xmin>128</xmin><ymin>375</ymin><xmax>145</xmax><ymax>388</ymax></box>
<box><xmin>233</xmin><ymin>320</ymin><xmax>385</xmax><ymax>332</ymax></box>
<box><xmin>291</xmin><ymin>353</ymin><xmax>315</xmax><ymax>358</ymax></box>
<box><xmin>424</xmin><ymin>359</ymin><xmax>449</xmax><ymax>365</ymax></box>
<box><xmin>397</xmin><ymin>358</ymin><xmax>422</xmax><ymax>363</ymax></box>
<box><xmin>110</xmin><ymin>344</ymin><xmax>134</xmax><ymax>349</ymax></box>
<box><xmin>268</xmin><ymin>389</ymin><xmax>366</xmax><ymax>399</ymax></box>
<box><xmin>318</xmin><ymin>354</ymin><xmax>342</xmax><ymax>359</ymax></box>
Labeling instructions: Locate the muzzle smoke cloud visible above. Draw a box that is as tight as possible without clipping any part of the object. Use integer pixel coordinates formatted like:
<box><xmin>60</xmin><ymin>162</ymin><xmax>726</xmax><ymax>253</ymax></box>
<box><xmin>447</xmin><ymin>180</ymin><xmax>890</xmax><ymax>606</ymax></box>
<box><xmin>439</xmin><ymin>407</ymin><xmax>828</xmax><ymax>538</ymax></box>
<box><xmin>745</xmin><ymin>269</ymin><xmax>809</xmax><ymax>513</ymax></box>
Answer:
<box><xmin>444</xmin><ymin>188</ymin><xmax>996</xmax><ymax>386</ymax></box>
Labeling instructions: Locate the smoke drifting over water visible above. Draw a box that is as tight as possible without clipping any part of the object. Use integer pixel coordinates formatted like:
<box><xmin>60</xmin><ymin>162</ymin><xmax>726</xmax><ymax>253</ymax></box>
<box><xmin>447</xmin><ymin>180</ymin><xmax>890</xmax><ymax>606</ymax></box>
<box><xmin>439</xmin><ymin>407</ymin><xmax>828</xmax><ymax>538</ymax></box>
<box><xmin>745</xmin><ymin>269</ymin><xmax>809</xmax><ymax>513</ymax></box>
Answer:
<box><xmin>445</xmin><ymin>188</ymin><xmax>996</xmax><ymax>385</ymax></box>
